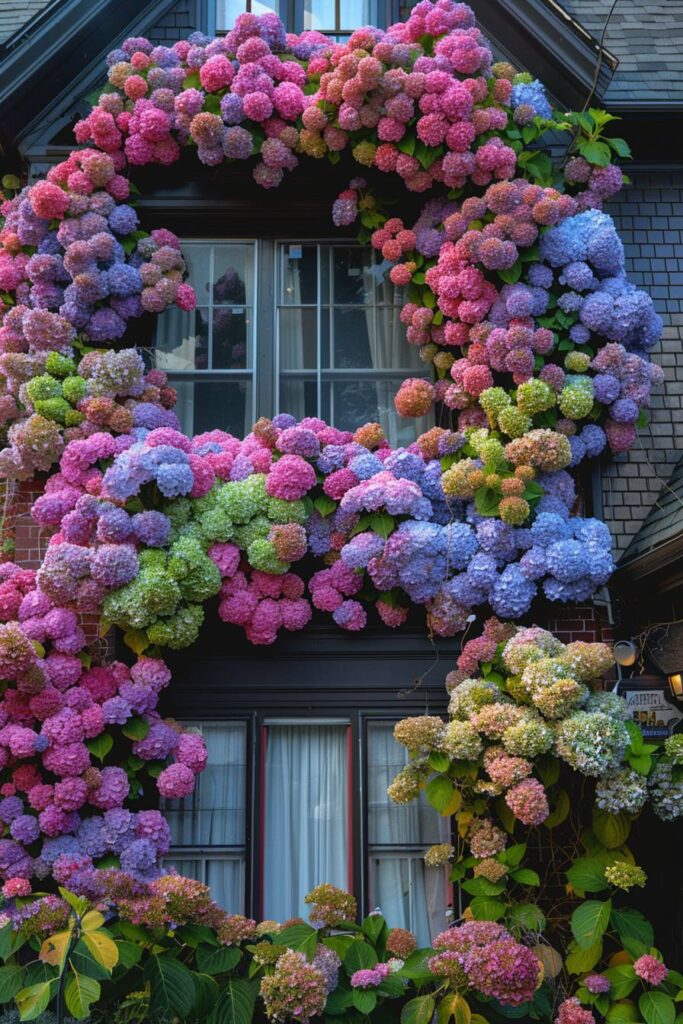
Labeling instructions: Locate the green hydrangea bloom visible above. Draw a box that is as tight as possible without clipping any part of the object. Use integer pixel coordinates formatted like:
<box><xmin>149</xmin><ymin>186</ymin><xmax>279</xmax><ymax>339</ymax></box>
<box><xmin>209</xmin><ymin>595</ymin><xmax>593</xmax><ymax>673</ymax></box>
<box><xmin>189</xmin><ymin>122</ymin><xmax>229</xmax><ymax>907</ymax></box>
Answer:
<box><xmin>448</xmin><ymin>678</ymin><xmax>505</xmax><ymax>720</ymax></box>
<box><xmin>501</xmin><ymin>713</ymin><xmax>554</xmax><ymax>758</ymax></box>
<box><xmin>64</xmin><ymin>408</ymin><xmax>85</xmax><ymax>427</ymax></box>
<box><xmin>665</xmin><ymin>733</ymin><xmax>683</xmax><ymax>765</ymax></box>
<box><xmin>497</xmin><ymin>407</ymin><xmax>532</xmax><ymax>438</ymax></box>
<box><xmin>555</xmin><ymin>711</ymin><xmax>629</xmax><ymax>776</ymax></box>
<box><xmin>45</xmin><ymin>352</ymin><xmax>77</xmax><ymax>378</ymax></box>
<box><xmin>162</xmin><ymin>497</ymin><xmax>192</xmax><ymax>533</ymax></box>
<box><xmin>197</xmin><ymin>506</ymin><xmax>234</xmax><ymax>543</ymax></box>
<box><xmin>479</xmin><ymin>387</ymin><xmax>512</xmax><ymax>422</ymax></box>
<box><xmin>247</xmin><ymin>537</ymin><xmax>288</xmax><ymax>574</ymax></box>
<box><xmin>516</xmin><ymin>379</ymin><xmax>556</xmax><ymax>415</ymax></box>
<box><xmin>266</xmin><ymin>496</ymin><xmax>307</xmax><ymax>525</ymax></box>
<box><xmin>221</xmin><ymin>475</ymin><xmax>268</xmax><ymax>523</ymax></box>
<box><xmin>558</xmin><ymin>383</ymin><xmax>594</xmax><ymax>420</ymax></box>
<box><xmin>34</xmin><ymin>397</ymin><xmax>73</xmax><ymax>424</ymax></box>
<box><xmin>147</xmin><ymin>603</ymin><xmax>204</xmax><ymax>649</ymax></box>
<box><xmin>26</xmin><ymin>374</ymin><xmax>61</xmax><ymax>403</ymax></box>
<box><xmin>167</xmin><ymin>536</ymin><xmax>222</xmax><ymax>602</ymax></box>
<box><xmin>232</xmin><ymin>515</ymin><xmax>272</xmax><ymax>550</ymax></box>
<box><xmin>478</xmin><ymin>438</ymin><xmax>506</xmax><ymax>469</ymax></box>
<box><xmin>61</xmin><ymin>375</ymin><xmax>88</xmax><ymax>404</ymax></box>
<box><xmin>564</xmin><ymin>351</ymin><xmax>591</xmax><ymax>373</ymax></box>
<box><xmin>103</xmin><ymin>566</ymin><xmax>181</xmax><ymax>629</ymax></box>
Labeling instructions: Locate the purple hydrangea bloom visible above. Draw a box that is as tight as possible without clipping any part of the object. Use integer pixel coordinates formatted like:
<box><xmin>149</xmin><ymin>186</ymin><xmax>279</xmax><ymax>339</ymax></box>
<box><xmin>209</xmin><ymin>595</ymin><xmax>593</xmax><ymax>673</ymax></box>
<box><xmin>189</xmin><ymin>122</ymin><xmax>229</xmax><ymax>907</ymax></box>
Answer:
<box><xmin>108</xmin><ymin>205</ymin><xmax>140</xmax><ymax>236</ymax></box>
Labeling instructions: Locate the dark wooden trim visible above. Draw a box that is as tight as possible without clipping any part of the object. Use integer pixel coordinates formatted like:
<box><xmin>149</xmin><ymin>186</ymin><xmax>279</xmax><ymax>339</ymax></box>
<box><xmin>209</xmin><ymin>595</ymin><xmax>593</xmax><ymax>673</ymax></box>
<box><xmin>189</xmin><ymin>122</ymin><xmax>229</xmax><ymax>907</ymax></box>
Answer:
<box><xmin>612</xmin><ymin>533</ymin><xmax>683</xmax><ymax>595</ymax></box>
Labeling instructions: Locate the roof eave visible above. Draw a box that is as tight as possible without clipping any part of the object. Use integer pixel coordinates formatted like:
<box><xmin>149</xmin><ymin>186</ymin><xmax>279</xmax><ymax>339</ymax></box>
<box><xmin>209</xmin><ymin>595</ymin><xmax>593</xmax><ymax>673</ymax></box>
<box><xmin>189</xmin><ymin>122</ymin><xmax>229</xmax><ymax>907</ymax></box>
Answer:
<box><xmin>469</xmin><ymin>0</ymin><xmax>617</xmax><ymax>109</ymax></box>
<box><xmin>0</xmin><ymin>0</ymin><xmax>181</xmax><ymax>160</ymax></box>
<box><xmin>613</xmin><ymin>532</ymin><xmax>683</xmax><ymax>593</ymax></box>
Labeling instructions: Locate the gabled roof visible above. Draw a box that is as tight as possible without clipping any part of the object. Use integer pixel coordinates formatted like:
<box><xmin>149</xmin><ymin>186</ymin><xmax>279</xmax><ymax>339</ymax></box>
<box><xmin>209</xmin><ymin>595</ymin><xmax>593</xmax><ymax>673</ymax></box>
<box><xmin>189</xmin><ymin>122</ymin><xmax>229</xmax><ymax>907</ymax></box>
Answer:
<box><xmin>0</xmin><ymin>0</ymin><xmax>190</xmax><ymax>162</ymax></box>
<box><xmin>469</xmin><ymin>0</ymin><xmax>618</xmax><ymax>110</ymax></box>
<box><xmin>614</xmin><ymin>455</ymin><xmax>683</xmax><ymax>590</ymax></box>
<box><xmin>0</xmin><ymin>0</ymin><xmax>52</xmax><ymax>44</ymax></box>
<box><xmin>558</xmin><ymin>0</ymin><xmax>683</xmax><ymax>106</ymax></box>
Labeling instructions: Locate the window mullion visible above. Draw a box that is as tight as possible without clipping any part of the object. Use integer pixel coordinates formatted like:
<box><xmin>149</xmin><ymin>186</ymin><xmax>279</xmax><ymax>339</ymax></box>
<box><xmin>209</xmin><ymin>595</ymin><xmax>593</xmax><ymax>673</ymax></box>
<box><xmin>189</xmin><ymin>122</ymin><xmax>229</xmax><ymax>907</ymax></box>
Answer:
<box><xmin>316</xmin><ymin>244</ymin><xmax>322</xmax><ymax>418</ymax></box>
<box><xmin>207</xmin><ymin>246</ymin><xmax>214</xmax><ymax>371</ymax></box>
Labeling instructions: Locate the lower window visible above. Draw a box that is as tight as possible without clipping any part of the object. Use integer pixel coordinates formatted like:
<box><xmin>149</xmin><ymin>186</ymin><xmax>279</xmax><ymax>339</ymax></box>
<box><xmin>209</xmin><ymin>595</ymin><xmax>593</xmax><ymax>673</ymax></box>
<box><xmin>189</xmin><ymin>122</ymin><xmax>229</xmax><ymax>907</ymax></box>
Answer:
<box><xmin>263</xmin><ymin>720</ymin><xmax>350</xmax><ymax>921</ymax></box>
<box><xmin>163</xmin><ymin>715</ymin><xmax>450</xmax><ymax>941</ymax></box>
<box><xmin>163</xmin><ymin>721</ymin><xmax>248</xmax><ymax>913</ymax></box>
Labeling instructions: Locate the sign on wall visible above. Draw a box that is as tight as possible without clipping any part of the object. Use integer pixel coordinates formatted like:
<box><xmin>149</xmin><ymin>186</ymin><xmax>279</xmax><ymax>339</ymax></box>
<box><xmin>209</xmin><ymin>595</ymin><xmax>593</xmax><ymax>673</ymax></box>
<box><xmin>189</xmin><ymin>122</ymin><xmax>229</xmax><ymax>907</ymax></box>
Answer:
<box><xmin>616</xmin><ymin>678</ymin><xmax>683</xmax><ymax>739</ymax></box>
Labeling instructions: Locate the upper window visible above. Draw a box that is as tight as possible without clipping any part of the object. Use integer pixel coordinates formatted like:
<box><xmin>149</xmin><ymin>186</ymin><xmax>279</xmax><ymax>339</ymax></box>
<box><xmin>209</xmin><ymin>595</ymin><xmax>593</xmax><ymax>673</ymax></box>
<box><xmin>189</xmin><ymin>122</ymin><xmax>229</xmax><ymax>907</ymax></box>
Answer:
<box><xmin>216</xmin><ymin>0</ymin><xmax>286</xmax><ymax>32</ymax></box>
<box><xmin>153</xmin><ymin>239</ymin><xmax>430</xmax><ymax>445</ymax></box>
<box><xmin>216</xmin><ymin>0</ymin><xmax>384</xmax><ymax>34</ymax></box>
<box><xmin>303</xmin><ymin>0</ymin><xmax>380</xmax><ymax>35</ymax></box>
<box><xmin>278</xmin><ymin>243</ymin><xmax>428</xmax><ymax>445</ymax></box>
<box><xmin>154</xmin><ymin>241</ymin><xmax>256</xmax><ymax>437</ymax></box>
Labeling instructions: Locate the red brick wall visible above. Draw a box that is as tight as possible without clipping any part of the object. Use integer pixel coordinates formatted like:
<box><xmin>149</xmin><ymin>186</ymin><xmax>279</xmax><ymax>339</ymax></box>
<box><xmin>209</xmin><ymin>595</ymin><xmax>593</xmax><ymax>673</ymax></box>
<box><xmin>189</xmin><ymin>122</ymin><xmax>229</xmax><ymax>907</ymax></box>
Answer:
<box><xmin>1</xmin><ymin>478</ymin><xmax>49</xmax><ymax>568</ymax></box>
<box><xmin>2</xmin><ymin>478</ymin><xmax>114</xmax><ymax>655</ymax></box>
<box><xmin>548</xmin><ymin>604</ymin><xmax>615</xmax><ymax>646</ymax></box>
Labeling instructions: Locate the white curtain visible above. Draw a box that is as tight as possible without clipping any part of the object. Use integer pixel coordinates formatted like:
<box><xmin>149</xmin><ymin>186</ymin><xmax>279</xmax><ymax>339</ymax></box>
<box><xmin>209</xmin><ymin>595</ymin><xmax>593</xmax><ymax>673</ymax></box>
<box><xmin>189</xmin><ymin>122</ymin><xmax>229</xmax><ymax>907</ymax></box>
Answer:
<box><xmin>165</xmin><ymin>856</ymin><xmax>245</xmax><ymax>913</ymax></box>
<box><xmin>366</xmin><ymin>266</ymin><xmax>431</xmax><ymax>445</ymax></box>
<box><xmin>264</xmin><ymin>724</ymin><xmax>348</xmax><ymax>922</ymax></box>
<box><xmin>367</xmin><ymin>723</ymin><xmax>450</xmax><ymax>946</ymax></box>
<box><xmin>164</xmin><ymin>723</ymin><xmax>247</xmax><ymax>912</ymax></box>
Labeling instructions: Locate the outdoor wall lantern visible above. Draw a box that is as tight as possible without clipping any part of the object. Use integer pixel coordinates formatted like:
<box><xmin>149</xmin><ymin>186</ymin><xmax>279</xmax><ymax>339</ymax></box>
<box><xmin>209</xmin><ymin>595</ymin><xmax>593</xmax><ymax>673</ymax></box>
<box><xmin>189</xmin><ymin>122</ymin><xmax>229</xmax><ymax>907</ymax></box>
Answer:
<box><xmin>614</xmin><ymin>640</ymin><xmax>638</xmax><ymax>667</ymax></box>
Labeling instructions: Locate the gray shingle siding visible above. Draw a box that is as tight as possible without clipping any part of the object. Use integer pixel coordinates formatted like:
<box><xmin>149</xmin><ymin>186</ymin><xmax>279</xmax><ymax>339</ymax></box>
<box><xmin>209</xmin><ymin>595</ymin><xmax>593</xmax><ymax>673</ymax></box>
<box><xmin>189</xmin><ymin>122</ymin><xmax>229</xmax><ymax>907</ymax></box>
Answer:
<box><xmin>0</xmin><ymin>0</ymin><xmax>51</xmax><ymax>42</ymax></box>
<box><xmin>558</xmin><ymin>0</ymin><xmax>683</xmax><ymax>104</ymax></box>
<box><xmin>149</xmin><ymin>0</ymin><xmax>199</xmax><ymax>43</ymax></box>
<box><xmin>602</xmin><ymin>171</ymin><xmax>683</xmax><ymax>556</ymax></box>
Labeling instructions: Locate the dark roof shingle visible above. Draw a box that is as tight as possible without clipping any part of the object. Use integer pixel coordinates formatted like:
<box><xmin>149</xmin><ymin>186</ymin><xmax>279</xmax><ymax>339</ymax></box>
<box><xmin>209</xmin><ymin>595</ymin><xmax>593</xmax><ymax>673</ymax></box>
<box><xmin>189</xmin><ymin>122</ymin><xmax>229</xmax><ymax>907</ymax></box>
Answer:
<box><xmin>618</xmin><ymin>455</ymin><xmax>683</xmax><ymax>568</ymax></box>
<box><xmin>558</xmin><ymin>0</ymin><xmax>683</xmax><ymax>104</ymax></box>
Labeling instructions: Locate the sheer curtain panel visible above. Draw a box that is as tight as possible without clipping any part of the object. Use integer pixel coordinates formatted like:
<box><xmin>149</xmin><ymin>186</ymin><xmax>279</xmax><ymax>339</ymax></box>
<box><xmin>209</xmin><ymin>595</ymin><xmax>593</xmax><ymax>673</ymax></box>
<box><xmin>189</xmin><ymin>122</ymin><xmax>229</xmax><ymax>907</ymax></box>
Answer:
<box><xmin>263</xmin><ymin>723</ymin><xmax>349</xmax><ymax>921</ymax></box>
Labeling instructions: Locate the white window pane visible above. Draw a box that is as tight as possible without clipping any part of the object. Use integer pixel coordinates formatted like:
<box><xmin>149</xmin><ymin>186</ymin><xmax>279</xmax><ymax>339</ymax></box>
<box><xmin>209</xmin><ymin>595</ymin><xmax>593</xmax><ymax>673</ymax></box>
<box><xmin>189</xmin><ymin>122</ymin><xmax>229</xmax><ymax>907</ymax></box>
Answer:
<box><xmin>212</xmin><ymin>245</ymin><xmax>255</xmax><ymax>306</ymax></box>
<box><xmin>330</xmin><ymin>307</ymin><xmax>373</xmax><ymax>368</ymax></box>
<box><xmin>212</xmin><ymin>308</ymin><xmax>252</xmax><ymax>370</ymax></box>
<box><xmin>156</xmin><ymin>309</ymin><xmax>209</xmax><ymax>372</ymax></box>
<box><xmin>207</xmin><ymin>858</ymin><xmax>246</xmax><ymax>912</ymax></box>
<box><xmin>165</xmin><ymin>723</ymin><xmax>247</xmax><ymax>847</ymax></box>
<box><xmin>340</xmin><ymin>0</ymin><xmax>374</xmax><ymax>27</ymax></box>
<box><xmin>304</xmin><ymin>0</ymin><xmax>336</xmax><ymax>30</ymax></box>
<box><xmin>153</xmin><ymin>242</ymin><xmax>256</xmax><ymax>425</ymax></box>
<box><xmin>328</xmin><ymin>245</ymin><xmax>374</xmax><ymax>305</ymax></box>
<box><xmin>279</xmin><ymin>377</ymin><xmax>317</xmax><ymax>422</ymax></box>
<box><xmin>281</xmin><ymin>245</ymin><xmax>318</xmax><ymax>305</ymax></box>
<box><xmin>264</xmin><ymin>724</ymin><xmax>348</xmax><ymax>922</ymax></box>
<box><xmin>369</xmin><ymin>855</ymin><xmax>449</xmax><ymax>947</ymax></box>
<box><xmin>328</xmin><ymin>380</ymin><xmax>430</xmax><ymax>445</ymax></box>
<box><xmin>183</xmin><ymin>244</ymin><xmax>213</xmax><ymax>300</ymax></box>
<box><xmin>367</xmin><ymin>722</ymin><xmax>451</xmax><ymax>944</ymax></box>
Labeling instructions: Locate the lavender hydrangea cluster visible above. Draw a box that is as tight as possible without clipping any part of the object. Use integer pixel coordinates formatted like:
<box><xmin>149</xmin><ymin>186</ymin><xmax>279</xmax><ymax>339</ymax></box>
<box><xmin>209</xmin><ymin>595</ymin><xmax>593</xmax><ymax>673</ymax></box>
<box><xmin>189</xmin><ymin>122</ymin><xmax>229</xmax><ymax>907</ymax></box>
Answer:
<box><xmin>0</xmin><ymin>572</ymin><xmax>207</xmax><ymax>895</ymax></box>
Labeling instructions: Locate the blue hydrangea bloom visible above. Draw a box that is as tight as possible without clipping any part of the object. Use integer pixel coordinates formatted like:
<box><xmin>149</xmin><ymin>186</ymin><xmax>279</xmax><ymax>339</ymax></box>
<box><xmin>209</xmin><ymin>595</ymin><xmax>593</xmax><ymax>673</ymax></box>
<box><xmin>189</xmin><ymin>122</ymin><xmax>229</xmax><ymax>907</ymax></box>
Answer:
<box><xmin>510</xmin><ymin>79</ymin><xmax>552</xmax><ymax>119</ymax></box>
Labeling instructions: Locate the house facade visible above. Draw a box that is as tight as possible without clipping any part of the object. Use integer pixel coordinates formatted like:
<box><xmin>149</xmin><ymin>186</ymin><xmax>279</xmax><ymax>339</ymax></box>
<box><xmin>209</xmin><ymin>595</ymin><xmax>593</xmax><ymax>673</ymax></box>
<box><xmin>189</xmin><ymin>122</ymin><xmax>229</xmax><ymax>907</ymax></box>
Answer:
<box><xmin>1</xmin><ymin>0</ymin><xmax>682</xmax><ymax>939</ymax></box>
